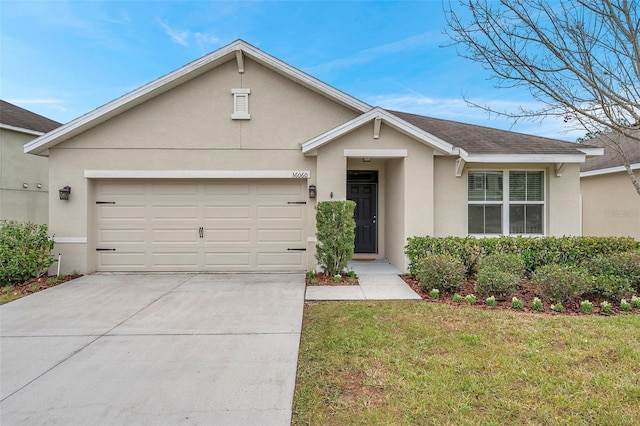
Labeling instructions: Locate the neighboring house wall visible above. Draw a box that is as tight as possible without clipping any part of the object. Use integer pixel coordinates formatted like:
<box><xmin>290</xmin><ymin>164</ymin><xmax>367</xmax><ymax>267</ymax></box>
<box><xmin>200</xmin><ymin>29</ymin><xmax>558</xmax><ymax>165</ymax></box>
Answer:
<box><xmin>0</xmin><ymin>128</ymin><xmax>48</xmax><ymax>223</ymax></box>
<box><xmin>582</xmin><ymin>171</ymin><xmax>640</xmax><ymax>239</ymax></box>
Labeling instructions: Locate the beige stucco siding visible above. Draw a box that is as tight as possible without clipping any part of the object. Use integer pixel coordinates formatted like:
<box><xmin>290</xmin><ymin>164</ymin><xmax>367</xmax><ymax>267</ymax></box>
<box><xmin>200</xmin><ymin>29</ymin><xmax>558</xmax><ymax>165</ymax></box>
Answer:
<box><xmin>0</xmin><ymin>129</ymin><xmax>48</xmax><ymax>224</ymax></box>
<box><xmin>433</xmin><ymin>160</ymin><xmax>582</xmax><ymax>237</ymax></box>
<box><xmin>582</xmin><ymin>171</ymin><xmax>640</xmax><ymax>239</ymax></box>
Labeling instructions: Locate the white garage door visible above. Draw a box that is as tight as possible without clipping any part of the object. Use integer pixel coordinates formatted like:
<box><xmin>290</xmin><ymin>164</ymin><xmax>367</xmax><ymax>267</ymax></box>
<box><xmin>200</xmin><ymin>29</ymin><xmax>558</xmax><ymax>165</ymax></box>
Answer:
<box><xmin>94</xmin><ymin>180</ymin><xmax>307</xmax><ymax>272</ymax></box>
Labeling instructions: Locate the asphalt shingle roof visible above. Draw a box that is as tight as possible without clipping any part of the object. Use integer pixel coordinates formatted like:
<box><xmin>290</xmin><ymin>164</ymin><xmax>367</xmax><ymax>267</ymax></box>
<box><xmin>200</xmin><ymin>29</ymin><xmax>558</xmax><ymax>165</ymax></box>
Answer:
<box><xmin>0</xmin><ymin>100</ymin><xmax>62</xmax><ymax>133</ymax></box>
<box><xmin>390</xmin><ymin>110</ymin><xmax>586</xmax><ymax>156</ymax></box>
<box><xmin>580</xmin><ymin>132</ymin><xmax>640</xmax><ymax>172</ymax></box>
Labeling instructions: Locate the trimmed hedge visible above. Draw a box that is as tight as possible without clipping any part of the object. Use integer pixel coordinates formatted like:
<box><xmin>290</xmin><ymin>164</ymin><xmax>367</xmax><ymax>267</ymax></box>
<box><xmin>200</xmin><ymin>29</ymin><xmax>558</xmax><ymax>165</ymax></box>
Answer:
<box><xmin>405</xmin><ymin>236</ymin><xmax>640</xmax><ymax>276</ymax></box>
<box><xmin>1</xmin><ymin>221</ymin><xmax>55</xmax><ymax>285</ymax></box>
<box><xmin>414</xmin><ymin>254</ymin><xmax>466</xmax><ymax>293</ymax></box>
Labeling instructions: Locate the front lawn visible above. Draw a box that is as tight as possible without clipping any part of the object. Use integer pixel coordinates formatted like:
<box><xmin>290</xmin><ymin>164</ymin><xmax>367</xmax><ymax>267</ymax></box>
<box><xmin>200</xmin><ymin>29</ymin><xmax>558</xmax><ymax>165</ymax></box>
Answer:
<box><xmin>293</xmin><ymin>301</ymin><xmax>640</xmax><ymax>425</ymax></box>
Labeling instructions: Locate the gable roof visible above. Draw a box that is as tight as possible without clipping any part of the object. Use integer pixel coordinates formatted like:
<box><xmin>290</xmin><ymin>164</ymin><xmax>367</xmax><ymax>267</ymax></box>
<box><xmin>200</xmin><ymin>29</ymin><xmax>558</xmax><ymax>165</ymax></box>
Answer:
<box><xmin>0</xmin><ymin>100</ymin><xmax>62</xmax><ymax>135</ymax></box>
<box><xmin>391</xmin><ymin>110</ymin><xmax>600</xmax><ymax>162</ymax></box>
<box><xmin>24</xmin><ymin>39</ymin><xmax>371</xmax><ymax>156</ymax></box>
<box><xmin>301</xmin><ymin>107</ymin><xmax>455</xmax><ymax>155</ymax></box>
<box><xmin>580</xmin><ymin>132</ymin><xmax>640</xmax><ymax>176</ymax></box>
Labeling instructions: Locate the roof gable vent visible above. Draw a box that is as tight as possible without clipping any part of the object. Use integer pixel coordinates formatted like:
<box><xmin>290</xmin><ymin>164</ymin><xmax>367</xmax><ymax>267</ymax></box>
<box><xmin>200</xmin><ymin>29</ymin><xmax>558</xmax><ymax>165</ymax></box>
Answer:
<box><xmin>231</xmin><ymin>88</ymin><xmax>251</xmax><ymax>119</ymax></box>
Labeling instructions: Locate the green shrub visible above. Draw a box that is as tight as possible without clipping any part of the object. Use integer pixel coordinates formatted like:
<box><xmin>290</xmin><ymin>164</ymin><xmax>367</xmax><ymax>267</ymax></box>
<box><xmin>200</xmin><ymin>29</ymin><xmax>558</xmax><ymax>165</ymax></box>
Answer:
<box><xmin>551</xmin><ymin>303</ymin><xmax>565</xmax><ymax>313</ymax></box>
<box><xmin>600</xmin><ymin>301</ymin><xmax>613</xmax><ymax>314</ymax></box>
<box><xmin>465</xmin><ymin>294</ymin><xmax>477</xmax><ymax>304</ymax></box>
<box><xmin>452</xmin><ymin>293</ymin><xmax>464</xmax><ymax>303</ymax></box>
<box><xmin>586</xmin><ymin>275</ymin><xmax>634</xmax><ymax>302</ymax></box>
<box><xmin>583</xmin><ymin>251</ymin><xmax>640</xmax><ymax>292</ymax></box>
<box><xmin>429</xmin><ymin>288</ymin><xmax>440</xmax><ymax>299</ymax></box>
<box><xmin>620</xmin><ymin>299</ymin><xmax>632</xmax><ymax>312</ymax></box>
<box><xmin>474</xmin><ymin>266</ymin><xmax>519</xmax><ymax>299</ymax></box>
<box><xmin>477</xmin><ymin>253</ymin><xmax>526</xmax><ymax>278</ymax></box>
<box><xmin>406</xmin><ymin>236</ymin><xmax>640</xmax><ymax>276</ymax></box>
<box><xmin>580</xmin><ymin>300</ymin><xmax>594</xmax><ymax>313</ymax></box>
<box><xmin>414</xmin><ymin>254</ymin><xmax>466</xmax><ymax>293</ymax></box>
<box><xmin>0</xmin><ymin>221</ymin><xmax>55</xmax><ymax>286</ymax></box>
<box><xmin>511</xmin><ymin>297</ymin><xmax>523</xmax><ymax>309</ymax></box>
<box><xmin>315</xmin><ymin>201</ymin><xmax>356</xmax><ymax>276</ymax></box>
<box><xmin>486</xmin><ymin>296</ymin><xmax>497</xmax><ymax>307</ymax></box>
<box><xmin>533</xmin><ymin>264</ymin><xmax>587</xmax><ymax>304</ymax></box>
<box><xmin>632</xmin><ymin>295</ymin><xmax>640</xmax><ymax>309</ymax></box>
<box><xmin>532</xmin><ymin>297</ymin><xmax>544</xmax><ymax>312</ymax></box>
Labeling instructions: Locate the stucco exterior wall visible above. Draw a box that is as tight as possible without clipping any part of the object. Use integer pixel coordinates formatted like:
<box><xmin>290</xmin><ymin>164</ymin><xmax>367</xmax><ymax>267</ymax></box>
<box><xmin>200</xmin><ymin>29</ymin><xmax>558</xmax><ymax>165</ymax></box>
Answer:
<box><xmin>47</xmin><ymin>57</ymin><xmax>359</xmax><ymax>274</ymax></box>
<box><xmin>582</xmin><ymin>171</ymin><xmax>640</xmax><ymax>240</ymax></box>
<box><xmin>385</xmin><ymin>158</ymin><xmax>405</xmax><ymax>270</ymax></box>
<box><xmin>0</xmin><ymin>128</ymin><xmax>48</xmax><ymax>224</ymax></box>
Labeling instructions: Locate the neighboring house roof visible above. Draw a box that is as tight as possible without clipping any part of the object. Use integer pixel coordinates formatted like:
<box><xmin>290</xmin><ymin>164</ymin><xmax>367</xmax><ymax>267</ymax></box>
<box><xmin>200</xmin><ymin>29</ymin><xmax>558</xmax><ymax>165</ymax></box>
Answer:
<box><xmin>580</xmin><ymin>132</ymin><xmax>640</xmax><ymax>177</ymax></box>
<box><xmin>0</xmin><ymin>100</ymin><xmax>62</xmax><ymax>135</ymax></box>
<box><xmin>24</xmin><ymin>39</ymin><xmax>370</xmax><ymax>156</ymax></box>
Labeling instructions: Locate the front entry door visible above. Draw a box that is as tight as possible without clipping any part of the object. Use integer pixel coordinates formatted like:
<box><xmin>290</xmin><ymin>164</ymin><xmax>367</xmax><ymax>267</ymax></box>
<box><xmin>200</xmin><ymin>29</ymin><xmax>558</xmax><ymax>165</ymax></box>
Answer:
<box><xmin>347</xmin><ymin>182</ymin><xmax>377</xmax><ymax>253</ymax></box>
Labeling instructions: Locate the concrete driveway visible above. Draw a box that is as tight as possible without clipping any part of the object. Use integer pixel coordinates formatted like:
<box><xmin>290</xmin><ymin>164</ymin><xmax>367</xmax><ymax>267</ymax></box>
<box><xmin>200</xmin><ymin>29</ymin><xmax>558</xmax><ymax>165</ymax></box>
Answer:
<box><xmin>0</xmin><ymin>273</ymin><xmax>305</xmax><ymax>425</ymax></box>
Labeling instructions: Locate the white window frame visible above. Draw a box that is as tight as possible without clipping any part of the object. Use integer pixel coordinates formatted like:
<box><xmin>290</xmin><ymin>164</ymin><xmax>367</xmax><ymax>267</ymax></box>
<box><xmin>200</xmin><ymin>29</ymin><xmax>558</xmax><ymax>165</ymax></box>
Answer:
<box><xmin>231</xmin><ymin>88</ymin><xmax>250</xmax><ymax>119</ymax></box>
<box><xmin>467</xmin><ymin>169</ymin><xmax>546</xmax><ymax>236</ymax></box>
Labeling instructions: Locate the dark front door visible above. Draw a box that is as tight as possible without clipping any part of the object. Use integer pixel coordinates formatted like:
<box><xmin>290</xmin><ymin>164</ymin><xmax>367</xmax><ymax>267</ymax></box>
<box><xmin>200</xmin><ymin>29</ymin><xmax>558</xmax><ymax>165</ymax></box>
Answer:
<box><xmin>347</xmin><ymin>182</ymin><xmax>377</xmax><ymax>253</ymax></box>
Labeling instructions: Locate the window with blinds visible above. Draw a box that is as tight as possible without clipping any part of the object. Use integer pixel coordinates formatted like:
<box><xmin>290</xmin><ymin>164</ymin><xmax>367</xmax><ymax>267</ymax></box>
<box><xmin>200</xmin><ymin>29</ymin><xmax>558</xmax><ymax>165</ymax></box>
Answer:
<box><xmin>468</xmin><ymin>170</ymin><xmax>545</xmax><ymax>236</ymax></box>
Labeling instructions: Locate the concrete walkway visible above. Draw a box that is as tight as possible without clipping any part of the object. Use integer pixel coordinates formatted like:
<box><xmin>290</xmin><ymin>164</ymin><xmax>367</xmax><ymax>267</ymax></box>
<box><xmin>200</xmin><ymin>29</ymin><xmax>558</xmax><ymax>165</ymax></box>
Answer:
<box><xmin>305</xmin><ymin>260</ymin><xmax>421</xmax><ymax>301</ymax></box>
<box><xmin>1</xmin><ymin>273</ymin><xmax>305</xmax><ymax>425</ymax></box>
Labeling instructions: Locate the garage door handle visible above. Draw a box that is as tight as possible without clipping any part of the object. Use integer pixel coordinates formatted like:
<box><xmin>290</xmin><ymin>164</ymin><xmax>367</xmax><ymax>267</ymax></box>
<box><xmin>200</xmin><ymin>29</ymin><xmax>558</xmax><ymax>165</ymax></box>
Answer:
<box><xmin>287</xmin><ymin>248</ymin><xmax>306</xmax><ymax>251</ymax></box>
<box><xmin>96</xmin><ymin>248</ymin><xmax>116</xmax><ymax>251</ymax></box>
<box><xmin>199</xmin><ymin>227</ymin><xmax>204</xmax><ymax>238</ymax></box>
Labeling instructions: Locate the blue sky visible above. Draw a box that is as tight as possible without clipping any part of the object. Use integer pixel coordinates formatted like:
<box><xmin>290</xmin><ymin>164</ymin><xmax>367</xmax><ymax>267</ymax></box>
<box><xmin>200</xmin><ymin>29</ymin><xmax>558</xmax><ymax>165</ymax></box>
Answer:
<box><xmin>1</xmin><ymin>0</ymin><xmax>582</xmax><ymax>141</ymax></box>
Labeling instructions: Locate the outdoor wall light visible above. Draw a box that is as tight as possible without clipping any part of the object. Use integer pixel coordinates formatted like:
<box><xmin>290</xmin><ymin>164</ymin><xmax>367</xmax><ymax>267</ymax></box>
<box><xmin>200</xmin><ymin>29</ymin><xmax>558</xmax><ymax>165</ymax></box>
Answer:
<box><xmin>308</xmin><ymin>184</ymin><xmax>317</xmax><ymax>199</ymax></box>
<box><xmin>59</xmin><ymin>186</ymin><xmax>71</xmax><ymax>200</ymax></box>
<box><xmin>23</xmin><ymin>183</ymin><xmax>29</xmax><ymax>188</ymax></box>
<box><xmin>362</xmin><ymin>157</ymin><xmax>372</xmax><ymax>163</ymax></box>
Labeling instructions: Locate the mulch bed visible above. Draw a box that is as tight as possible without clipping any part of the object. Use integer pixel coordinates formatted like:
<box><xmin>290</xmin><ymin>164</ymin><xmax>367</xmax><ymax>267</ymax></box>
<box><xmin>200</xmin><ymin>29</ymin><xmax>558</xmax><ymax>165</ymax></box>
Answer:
<box><xmin>306</xmin><ymin>272</ymin><xmax>359</xmax><ymax>286</ymax></box>
<box><xmin>401</xmin><ymin>275</ymin><xmax>638</xmax><ymax>316</ymax></box>
<box><xmin>3</xmin><ymin>275</ymin><xmax>81</xmax><ymax>297</ymax></box>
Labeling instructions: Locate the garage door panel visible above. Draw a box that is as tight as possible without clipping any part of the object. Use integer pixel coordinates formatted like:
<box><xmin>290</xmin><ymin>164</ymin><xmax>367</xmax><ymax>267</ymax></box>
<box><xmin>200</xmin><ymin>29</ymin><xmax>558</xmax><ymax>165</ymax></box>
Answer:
<box><xmin>257</xmin><ymin>252</ymin><xmax>305</xmax><ymax>268</ymax></box>
<box><xmin>151</xmin><ymin>205</ymin><xmax>200</xmax><ymax>220</ymax></box>
<box><xmin>99</xmin><ymin>229</ymin><xmax>146</xmax><ymax>243</ymax></box>
<box><xmin>205</xmin><ymin>229</ymin><xmax>251</xmax><ymax>243</ymax></box>
<box><xmin>95</xmin><ymin>180</ymin><xmax>306</xmax><ymax>272</ymax></box>
<box><xmin>257</xmin><ymin>229</ymin><xmax>303</xmax><ymax>243</ymax></box>
<box><xmin>258</xmin><ymin>205</ymin><xmax>304</xmax><ymax>219</ymax></box>
<box><xmin>98</xmin><ymin>205</ymin><xmax>146</xmax><ymax>220</ymax></box>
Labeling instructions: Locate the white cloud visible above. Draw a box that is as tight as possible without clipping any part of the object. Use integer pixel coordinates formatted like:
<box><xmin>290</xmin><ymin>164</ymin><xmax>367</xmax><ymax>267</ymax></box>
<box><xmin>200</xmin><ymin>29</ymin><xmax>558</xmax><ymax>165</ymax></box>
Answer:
<box><xmin>157</xmin><ymin>18</ymin><xmax>189</xmax><ymax>46</ymax></box>
<box><xmin>305</xmin><ymin>32</ymin><xmax>443</xmax><ymax>74</ymax></box>
<box><xmin>156</xmin><ymin>19</ymin><xmax>219</xmax><ymax>52</ymax></box>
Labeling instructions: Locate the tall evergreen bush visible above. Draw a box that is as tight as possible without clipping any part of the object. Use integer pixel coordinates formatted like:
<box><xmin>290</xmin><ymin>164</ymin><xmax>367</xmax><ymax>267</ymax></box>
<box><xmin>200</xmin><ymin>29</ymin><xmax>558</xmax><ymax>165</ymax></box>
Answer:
<box><xmin>315</xmin><ymin>201</ymin><xmax>356</xmax><ymax>276</ymax></box>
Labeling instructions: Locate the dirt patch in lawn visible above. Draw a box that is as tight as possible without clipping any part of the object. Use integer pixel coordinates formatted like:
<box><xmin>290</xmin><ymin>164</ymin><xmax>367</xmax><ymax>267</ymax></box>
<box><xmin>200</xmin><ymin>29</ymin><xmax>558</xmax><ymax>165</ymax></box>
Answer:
<box><xmin>401</xmin><ymin>275</ymin><xmax>638</xmax><ymax>316</ymax></box>
<box><xmin>1</xmin><ymin>275</ymin><xmax>82</xmax><ymax>305</ymax></box>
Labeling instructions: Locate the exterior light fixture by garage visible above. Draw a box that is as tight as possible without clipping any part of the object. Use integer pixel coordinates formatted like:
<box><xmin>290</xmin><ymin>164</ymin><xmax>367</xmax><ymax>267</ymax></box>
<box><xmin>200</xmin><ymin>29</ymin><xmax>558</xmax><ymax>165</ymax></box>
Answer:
<box><xmin>362</xmin><ymin>158</ymin><xmax>372</xmax><ymax>162</ymax></box>
<box><xmin>58</xmin><ymin>186</ymin><xmax>71</xmax><ymax>200</ymax></box>
<box><xmin>308</xmin><ymin>185</ymin><xmax>317</xmax><ymax>199</ymax></box>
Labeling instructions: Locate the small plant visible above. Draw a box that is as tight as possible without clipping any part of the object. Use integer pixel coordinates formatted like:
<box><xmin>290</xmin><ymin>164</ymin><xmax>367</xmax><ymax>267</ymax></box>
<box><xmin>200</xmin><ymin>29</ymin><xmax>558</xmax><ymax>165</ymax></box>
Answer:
<box><xmin>414</xmin><ymin>254</ymin><xmax>466</xmax><ymax>293</ymax></box>
<box><xmin>551</xmin><ymin>303</ymin><xmax>564</xmax><ymax>313</ymax></box>
<box><xmin>631</xmin><ymin>295</ymin><xmax>640</xmax><ymax>309</ymax></box>
<box><xmin>532</xmin><ymin>297</ymin><xmax>544</xmax><ymax>312</ymax></box>
<box><xmin>486</xmin><ymin>296</ymin><xmax>497</xmax><ymax>307</ymax></box>
<box><xmin>533</xmin><ymin>264</ymin><xmax>587</xmax><ymax>304</ymax></box>
<box><xmin>452</xmin><ymin>293</ymin><xmax>464</xmax><ymax>303</ymax></box>
<box><xmin>348</xmin><ymin>269</ymin><xmax>356</xmax><ymax>279</ymax></box>
<box><xmin>48</xmin><ymin>277</ymin><xmax>58</xmax><ymax>285</ymax></box>
<box><xmin>309</xmin><ymin>277</ymin><xmax>318</xmax><ymax>285</ymax></box>
<box><xmin>511</xmin><ymin>297</ymin><xmax>523</xmax><ymax>309</ymax></box>
<box><xmin>465</xmin><ymin>294</ymin><xmax>477</xmax><ymax>304</ymax></box>
<box><xmin>620</xmin><ymin>299</ymin><xmax>632</xmax><ymax>312</ymax></box>
<box><xmin>580</xmin><ymin>300</ymin><xmax>594</xmax><ymax>313</ymax></box>
<box><xmin>307</xmin><ymin>270</ymin><xmax>316</xmax><ymax>279</ymax></box>
<box><xmin>28</xmin><ymin>284</ymin><xmax>40</xmax><ymax>292</ymax></box>
<box><xmin>474</xmin><ymin>266</ymin><xmax>519</xmax><ymax>299</ymax></box>
<box><xmin>348</xmin><ymin>277</ymin><xmax>356</xmax><ymax>284</ymax></box>
<box><xmin>333</xmin><ymin>274</ymin><xmax>342</xmax><ymax>283</ymax></box>
<box><xmin>2</xmin><ymin>285</ymin><xmax>12</xmax><ymax>294</ymax></box>
<box><xmin>71</xmin><ymin>270</ymin><xmax>81</xmax><ymax>278</ymax></box>
<box><xmin>429</xmin><ymin>288</ymin><xmax>440</xmax><ymax>299</ymax></box>
<box><xmin>600</xmin><ymin>300</ymin><xmax>613</xmax><ymax>314</ymax></box>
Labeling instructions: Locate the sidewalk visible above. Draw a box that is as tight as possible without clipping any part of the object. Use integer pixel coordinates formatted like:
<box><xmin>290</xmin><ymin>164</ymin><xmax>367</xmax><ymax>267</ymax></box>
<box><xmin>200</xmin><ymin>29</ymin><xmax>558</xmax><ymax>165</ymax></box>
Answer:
<box><xmin>305</xmin><ymin>260</ymin><xmax>421</xmax><ymax>301</ymax></box>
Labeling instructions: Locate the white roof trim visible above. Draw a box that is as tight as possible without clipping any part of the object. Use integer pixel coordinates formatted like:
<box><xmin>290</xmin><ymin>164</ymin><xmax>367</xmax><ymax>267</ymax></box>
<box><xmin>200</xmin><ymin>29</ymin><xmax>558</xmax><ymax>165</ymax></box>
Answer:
<box><xmin>301</xmin><ymin>107</ymin><xmax>455</xmax><ymax>155</ymax></box>
<box><xmin>84</xmin><ymin>170</ymin><xmax>311</xmax><ymax>179</ymax></box>
<box><xmin>577</xmin><ymin>146</ymin><xmax>605</xmax><ymax>157</ymax></box>
<box><xmin>580</xmin><ymin>163</ymin><xmax>640</xmax><ymax>177</ymax></box>
<box><xmin>25</xmin><ymin>39</ymin><xmax>370</xmax><ymax>155</ymax></box>
<box><xmin>344</xmin><ymin>149</ymin><xmax>408</xmax><ymax>158</ymax></box>
<box><xmin>1</xmin><ymin>124</ymin><xmax>44</xmax><ymax>136</ymax></box>
<box><xmin>456</xmin><ymin>150</ymin><xmax>587</xmax><ymax>164</ymax></box>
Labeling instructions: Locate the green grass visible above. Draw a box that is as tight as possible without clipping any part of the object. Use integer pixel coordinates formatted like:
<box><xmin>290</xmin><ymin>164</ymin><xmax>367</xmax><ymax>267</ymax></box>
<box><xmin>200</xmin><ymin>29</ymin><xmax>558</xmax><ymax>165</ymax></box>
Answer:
<box><xmin>293</xmin><ymin>301</ymin><xmax>640</xmax><ymax>425</ymax></box>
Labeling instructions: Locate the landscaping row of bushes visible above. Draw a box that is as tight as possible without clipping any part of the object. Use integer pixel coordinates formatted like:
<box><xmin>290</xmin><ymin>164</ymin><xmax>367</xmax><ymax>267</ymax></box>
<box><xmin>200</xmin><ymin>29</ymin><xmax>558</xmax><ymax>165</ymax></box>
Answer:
<box><xmin>407</xmin><ymin>236</ymin><xmax>640</xmax><ymax>304</ymax></box>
